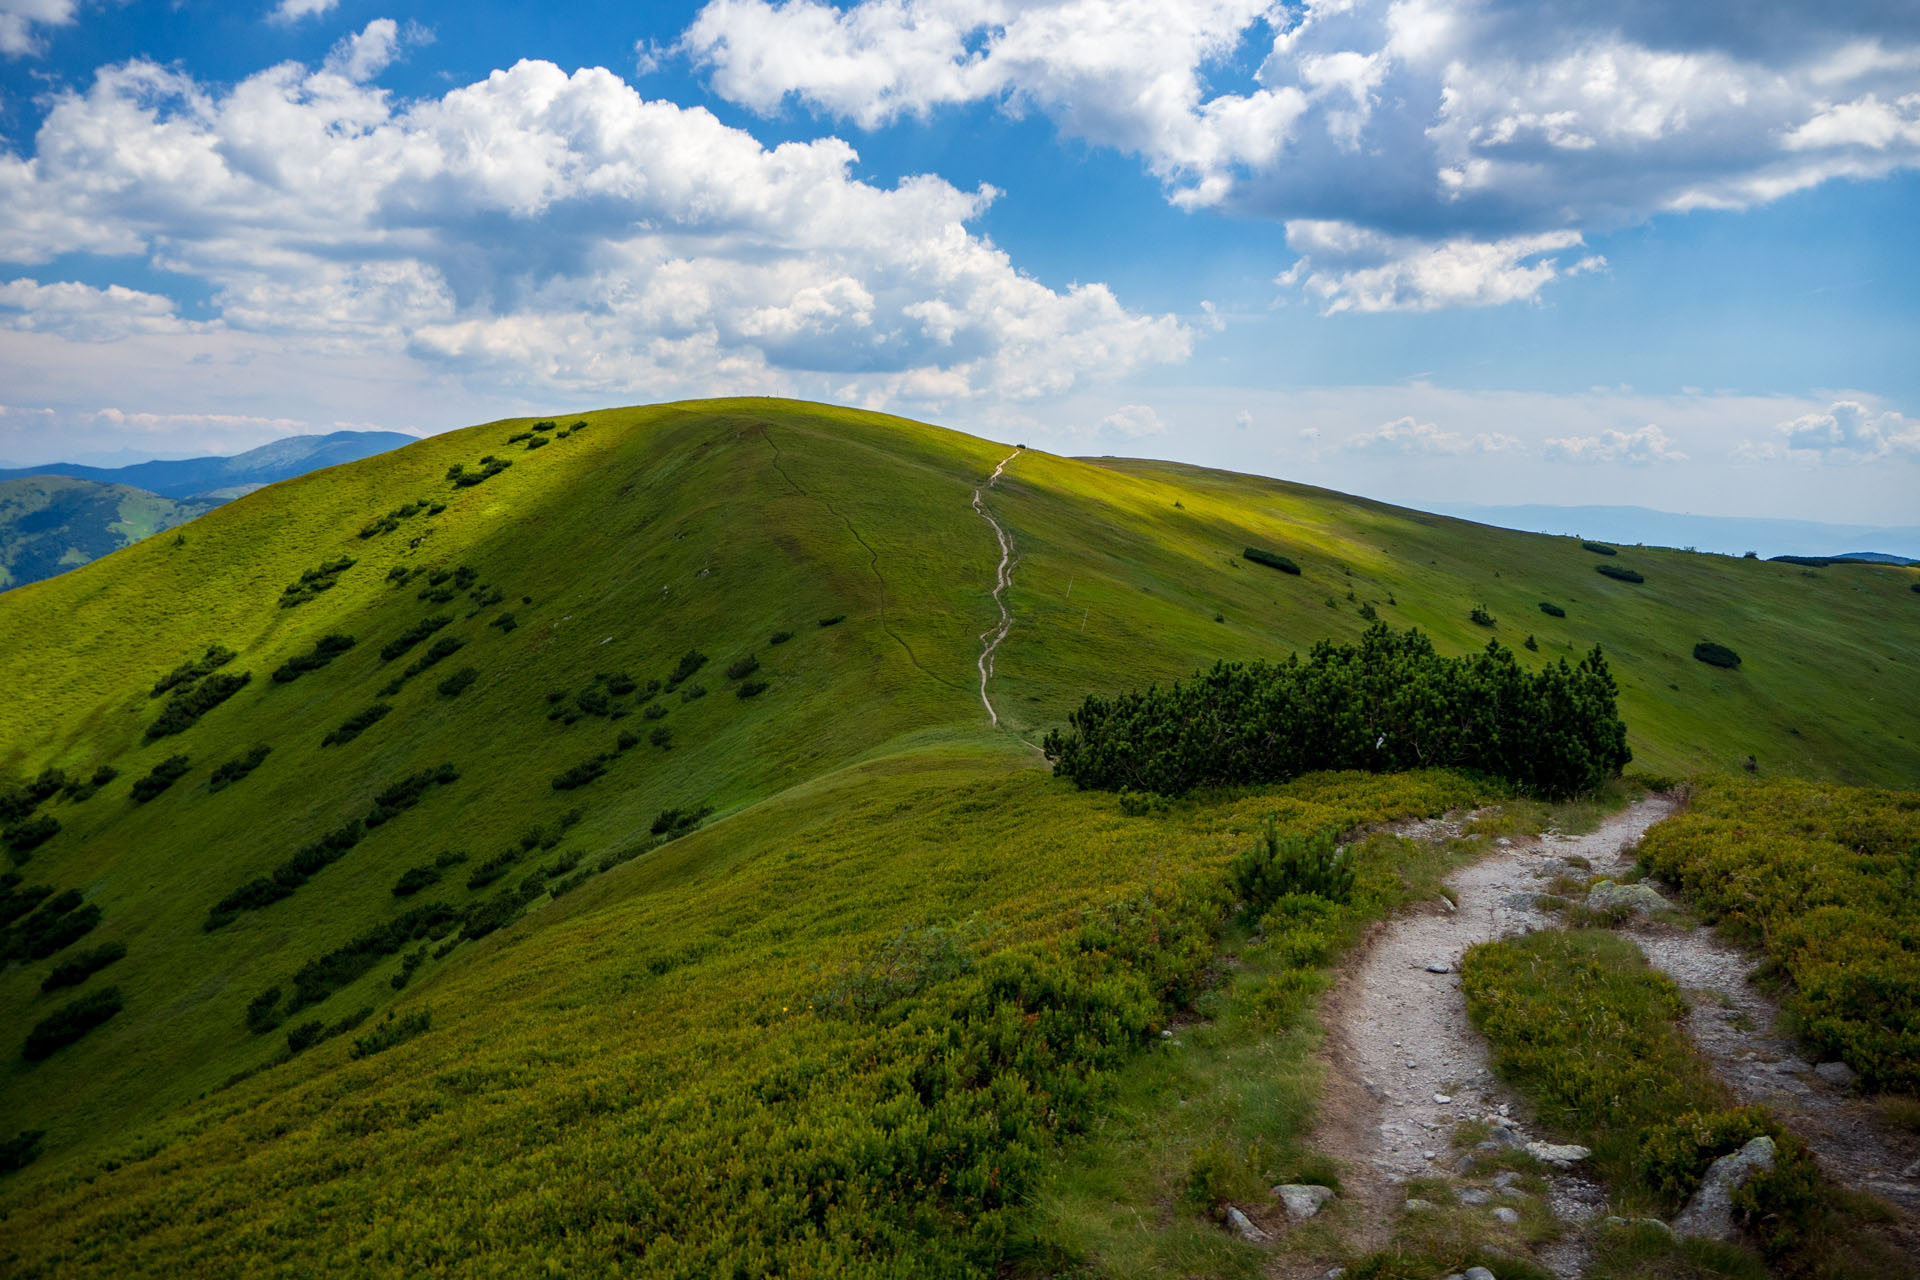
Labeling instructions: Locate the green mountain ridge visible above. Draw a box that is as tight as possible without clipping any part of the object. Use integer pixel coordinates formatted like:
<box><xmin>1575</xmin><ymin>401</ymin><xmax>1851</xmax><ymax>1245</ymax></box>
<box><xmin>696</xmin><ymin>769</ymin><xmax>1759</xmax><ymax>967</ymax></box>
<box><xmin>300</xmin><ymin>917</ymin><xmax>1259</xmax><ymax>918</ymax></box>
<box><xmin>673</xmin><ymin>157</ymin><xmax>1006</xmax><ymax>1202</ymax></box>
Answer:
<box><xmin>1</xmin><ymin>399</ymin><xmax>1916</xmax><ymax>1273</ymax></box>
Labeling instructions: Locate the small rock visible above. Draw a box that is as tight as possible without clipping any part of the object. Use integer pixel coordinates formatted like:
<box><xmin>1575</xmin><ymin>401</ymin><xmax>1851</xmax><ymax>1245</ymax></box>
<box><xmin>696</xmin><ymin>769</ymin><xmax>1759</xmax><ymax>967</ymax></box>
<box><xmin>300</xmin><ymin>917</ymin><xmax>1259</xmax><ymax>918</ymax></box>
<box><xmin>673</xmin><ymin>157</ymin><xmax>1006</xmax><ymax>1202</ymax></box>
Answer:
<box><xmin>1422</xmin><ymin>1150</ymin><xmax>1437</xmax><ymax>1160</ymax></box>
<box><xmin>1426</xmin><ymin>962</ymin><xmax>1452</xmax><ymax>974</ymax></box>
<box><xmin>1814</xmin><ymin>1061</ymin><xmax>1856</xmax><ymax>1088</ymax></box>
<box><xmin>1502</xmin><ymin>892</ymin><xmax>1541</xmax><ymax>909</ymax></box>
<box><xmin>1434</xmin><ymin>1094</ymin><xmax>1453</xmax><ymax>1104</ymax></box>
<box><xmin>1160</xmin><ymin>1029</ymin><xmax>1173</xmax><ymax>1039</ymax></box>
<box><xmin>1476</xmin><ymin>1141</ymin><xmax>1500</xmax><ymax>1152</ymax></box>
<box><xmin>1586</xmin><ymin>880</ymin><xmax>1668</xmax><ymax>916</ymax></box>
<box><xmin>1458</xmin><ymin>1188</ymin><xmax>1492</xmax><ymax>1205</ymax></box>
<box><xmin>1496</xmin><ymin>837</ymin><xmax>1514</xmax><ymax>847</ymax></box>
<box><xmin>1273</xmin><ymin>1183</ymin><xmax>1336</xmax><ymax>1220</ymax></box>
<box><xmin>1224</xmin><ymin>1206</ymin><xmax>1269</xmax><ymax>1243</ymax></box>
<box><xmin>1404</xmin><ymin>1198</ymin><xmax>1436</xmax><ymax>1212</ymax></box>
<box><xmin>1674</xmin><ymin>1136</ymin><xmax>1776</xmax><ymax>1241</ymax></box>
<box><xmin>1464</xmin><ymin>1268</ymin><xmax>1496</xmax><ymax>1280</ymax></box>
<box><xmin>1902</xmin><ymin>1157</ymin><xmax>1920</xmax><ymax>1180</ymax></box>
<box><xmin>1492</xmin><ymin>1206</ymin><xmax>1521</xmax><ymax>1224</ymax></box>
<box><xmin>1491</xmin><ymin>1172</ymin><xmax>1522</xmax><ymax>1190</ymax></box>
<box><xmin>1489</xmin><ymin>1126</ymin><xmax>1525</xmax><ymax>1148</ymax></box>
<box><xmin>1526</xmin><ymin>1141</ymin><xmax>1591</xmax><ymax>1166</ymax></box>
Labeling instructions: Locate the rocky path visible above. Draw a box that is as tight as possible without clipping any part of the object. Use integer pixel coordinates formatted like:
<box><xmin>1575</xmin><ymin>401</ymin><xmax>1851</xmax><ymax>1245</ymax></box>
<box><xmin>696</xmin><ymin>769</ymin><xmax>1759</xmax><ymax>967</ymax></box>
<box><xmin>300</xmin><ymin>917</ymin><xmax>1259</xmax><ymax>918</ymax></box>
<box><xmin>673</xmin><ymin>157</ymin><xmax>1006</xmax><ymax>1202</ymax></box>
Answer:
<box><xmin>970</xmin><ymin>450</ymin><xmax>1019</xmax><ymax>728</ymax></box>
<box><xmin>1308</xmin><ymin>794</ymin><xmax>1679</xmax><ymax>1274</ymax></box>
<box><xmin>1597</xmin><ymin>845</ymin><xmax>1920</xmax><ymax>1226</ymax></box>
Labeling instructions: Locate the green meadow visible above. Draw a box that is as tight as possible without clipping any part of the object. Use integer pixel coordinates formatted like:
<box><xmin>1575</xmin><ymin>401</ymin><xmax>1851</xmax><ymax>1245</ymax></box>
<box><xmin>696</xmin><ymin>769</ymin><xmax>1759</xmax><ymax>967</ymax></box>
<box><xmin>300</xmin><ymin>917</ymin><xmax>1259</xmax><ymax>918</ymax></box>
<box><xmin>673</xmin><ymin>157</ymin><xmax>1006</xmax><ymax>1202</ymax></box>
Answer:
<box><xmin>2</xmin><ymin>398</ymin><xmax>1916</xmax><ymax>1273</ymax></box>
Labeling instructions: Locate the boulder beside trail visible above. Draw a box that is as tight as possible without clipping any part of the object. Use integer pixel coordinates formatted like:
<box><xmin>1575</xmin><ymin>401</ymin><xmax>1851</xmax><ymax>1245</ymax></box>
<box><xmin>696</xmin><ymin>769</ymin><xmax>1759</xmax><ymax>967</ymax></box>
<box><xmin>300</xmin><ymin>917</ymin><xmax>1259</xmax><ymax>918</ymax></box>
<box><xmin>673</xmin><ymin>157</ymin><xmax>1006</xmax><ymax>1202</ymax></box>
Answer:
<box><xmin>1225</xmin><ymin>1206</ymin><xmax>1269</xmax><ymax>1242</ymax></box>
<box><xmin>1273</xmin><ymin>1183</ymin><xmax>1336</xmax><ymax>1220</ymax></box>
<box><xmin>1586</xmin><ymin>880</ymin><xmax>1668</xmax><ymax>916</ymax></box>
<box><xmin>1674</xmin><ymin>1136</ymin><xmax>1776</xmax><ymax>1241</ymax></box>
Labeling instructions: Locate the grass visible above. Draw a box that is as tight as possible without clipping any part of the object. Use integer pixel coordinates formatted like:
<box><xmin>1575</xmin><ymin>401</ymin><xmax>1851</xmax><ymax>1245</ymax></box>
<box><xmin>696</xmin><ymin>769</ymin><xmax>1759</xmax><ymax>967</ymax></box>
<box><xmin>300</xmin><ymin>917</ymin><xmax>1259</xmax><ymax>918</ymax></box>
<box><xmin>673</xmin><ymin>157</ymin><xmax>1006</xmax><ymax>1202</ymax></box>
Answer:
<box><xmin>1461</xmin><ymin>929</ymin><xmax>1915</xmax><ymax>1280</ymax></box>
<box><xmin>1635</xmin><ymin>777</ymin><xmax>1920</xmax><ymax>1090</ymax></box>
<box><xmin>1</xmin><ymin>397</ymin><xmax>1917</xmax><ymax>1272</ymax></box>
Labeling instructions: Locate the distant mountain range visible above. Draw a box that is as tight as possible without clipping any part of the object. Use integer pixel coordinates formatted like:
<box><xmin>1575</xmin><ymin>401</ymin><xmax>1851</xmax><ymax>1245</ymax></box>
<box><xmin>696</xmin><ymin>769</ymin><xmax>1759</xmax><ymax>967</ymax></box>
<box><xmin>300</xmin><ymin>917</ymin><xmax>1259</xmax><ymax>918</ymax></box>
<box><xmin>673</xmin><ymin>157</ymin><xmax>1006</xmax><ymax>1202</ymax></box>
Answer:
<box><xmin>0</xmin><ymin>431</ymin><xmax>416</xmax><ymax>589</ymax></box>
<box><xmin>1423</xmin><ymin>502</ymin><xmax>1920</xmax><ymax>563</ymax></box>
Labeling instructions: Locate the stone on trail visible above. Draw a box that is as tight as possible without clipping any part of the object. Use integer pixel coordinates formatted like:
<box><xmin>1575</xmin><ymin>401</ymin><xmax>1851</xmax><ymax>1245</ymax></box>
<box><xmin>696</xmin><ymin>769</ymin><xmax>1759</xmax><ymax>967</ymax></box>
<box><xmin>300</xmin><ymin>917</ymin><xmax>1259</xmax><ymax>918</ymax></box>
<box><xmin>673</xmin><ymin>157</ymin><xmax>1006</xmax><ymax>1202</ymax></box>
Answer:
<box><xmin>1273</xmin><ymin>1183</ymin><xmax>1336</xmax><ymax>1220</ymax></box>
<box><xmin>1425</xmin><ymin>962</ymin><xmax>1452</xmax><ymax>973</ymax></box>
<box><xmin>1814</xmin><ymin>1060</ymin><xmax>1856</xmax><ymax>1088</ymax></box>
<box><xmin>1463</xmin><ymin>1269</ymin><xmax>1496</xmax><ymax>1280</ymax></box>
<box><xmin>1458</xmin><ymin>1187</ymin><xmax>1491</xmax><ymax>1205</ymax></box>
<box><xmin>1492</xmin><ymin>1206</ymin><xmax>1521</xmax><ymax>1224</ymax></box>
<box><xmin>1674</xmin><ymin>1136</ymin><xmax>1776</xmax><ymax>1241</ymax></box>
<box><xmin>1585</xmin><ymin>880</ymin><xmax>1668</xmax><ymax>916</ymax></box>
<box><xmin>1224</xmin><ymin>1205</ymin><xmax>1269</xmax><ymax>1242</ymax></box>
<box><xmin>1525</xmin><ymin>1140</ymin><xmax>1591</xmax><ymax>1167</ymax></box>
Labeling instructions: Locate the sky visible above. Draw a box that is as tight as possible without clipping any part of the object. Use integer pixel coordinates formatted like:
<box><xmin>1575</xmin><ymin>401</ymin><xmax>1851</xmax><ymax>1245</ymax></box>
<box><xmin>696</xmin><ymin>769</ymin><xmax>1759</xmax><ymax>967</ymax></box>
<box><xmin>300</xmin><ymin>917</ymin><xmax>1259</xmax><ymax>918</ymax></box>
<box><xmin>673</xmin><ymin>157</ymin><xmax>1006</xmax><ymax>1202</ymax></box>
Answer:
<box><xmin>1</xmin><ymin>1</ymin><xmax>1917</xmax><ymax>524</ymax></box>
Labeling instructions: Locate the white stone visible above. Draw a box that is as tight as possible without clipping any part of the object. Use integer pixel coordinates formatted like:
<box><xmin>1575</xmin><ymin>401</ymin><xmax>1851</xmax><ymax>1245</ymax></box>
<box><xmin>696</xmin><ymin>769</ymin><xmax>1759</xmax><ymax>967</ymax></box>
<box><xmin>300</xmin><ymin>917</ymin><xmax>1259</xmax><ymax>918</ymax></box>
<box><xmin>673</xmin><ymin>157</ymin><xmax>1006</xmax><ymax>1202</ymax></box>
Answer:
<box><xmin>1814</xmin><ymin>1060</ymin><xmax>1856</xmax><ymax>1088</ymax></box>
<box><xmin>1433</xmin><ymin>1094</ymin><xmax>1452</xmax><ymax>1104</ymax></box>
<box><xmin>1224</xmin><ymin>1206</ymin><xmax>1269</xmax><ymax>1242</ymax></box>
<box><xmin>1493</xmin><ymin>1206</ymin><xmax>1521</xmax><ymax>1224</ymax></box>
<box><xmin>1404</xmin><ymin>1198</ymin><xmax>1436</xmax><ymax>1212</ymax></box>
<box><xmin>1273</xmin><ymin>1183</ymin><xmax>1336</xmax><ymax>1221</ymax></box>
<box><xmin>1674</xmin><ymin>1136</ymin><xmax>1776</xmax><ymax>1242</ymax></box>
<box><xmin>1525</xmin><ymin>1141</ymin><xmax>1591</xmax><ymax>1166</ymax></box>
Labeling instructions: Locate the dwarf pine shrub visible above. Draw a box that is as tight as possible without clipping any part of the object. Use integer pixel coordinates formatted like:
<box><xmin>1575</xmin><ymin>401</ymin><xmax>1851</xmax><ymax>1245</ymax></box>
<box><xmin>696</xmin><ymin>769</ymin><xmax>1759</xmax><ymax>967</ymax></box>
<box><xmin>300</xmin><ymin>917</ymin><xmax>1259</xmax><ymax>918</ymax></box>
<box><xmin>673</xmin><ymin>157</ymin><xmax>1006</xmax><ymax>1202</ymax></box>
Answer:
<box><xmin>321</xmin><ymin>703</ymin><xmax>390</xmax><ymax>747</ymax></box>
<box><xmin>148</xmin><ymin>671</ymin><xmax>250</xmax><ymax>739</ymax></box>
<box><xmin>22</xmin><ymin>987</ymin><xmax>123</xmax><ymax>1060</ymax></box>
<box><xmin>1539</xmin><ymin>601</ymin><xmax>1566</xmax><ymax>618</ymax></box>
<box><xmin>668</xmin><ymin>649</ymin><xmax>708</xmax><ymax>685</ymax></box>
<box><xmin>818</xmin><ymin>614</ymin><xmax>846</xmax><ymax>627</ymax></box>
<box><xmin>207</xmin><ymin>745</ymin><xmax>271</xmax><ymax>792</ymax></box>
<box><xmin>1242</xmin><ymin>546</ymin><xmax>1301</xmax><ymax>574</ymax></box>
<box><xmin>271</xmin><ymin>633</ymin><xmax>355</xmax><ymax>683</ymax></box>
<box><xmin>1693</xmin><ymin>641</ymin><xmax>1741</xmax><ymax>669</ymax></box>
<box><xmin>437</xmin><ymin>666</ymin><xmax>478</xmax><ymax>697</ymax></box>
<box><xmin>151</xmin><ymin>644</ymin><xmax>237</xmax><ymax>697</ymax></box>
<box><xmin>1597</xmin><ymin>564</ymin><xmax>1645</xmax><ymax>583</ymax></box>
<box><xmin>130</xmin><ymin>755</ymin><xmax>192</xmax><ymax>803</ymax></box>
<box><xmin>1581</xmin><ymin>541</ymin><xmax>1617</xmax><ymax>556</ymax></box>
<box><xmin>1469</xmin><ymin>604</ymin><xmax>1495</xmax><ymax>627</ymax></box>
<box><xmin>3</xmin><ymin>814</ymin><xmax>59</xmax><ymax>858</ymax></box>
<box><xmin>1045</xmin><ymin>622</ymin><xmax>1630</xmax><ymax>799</ymax></box>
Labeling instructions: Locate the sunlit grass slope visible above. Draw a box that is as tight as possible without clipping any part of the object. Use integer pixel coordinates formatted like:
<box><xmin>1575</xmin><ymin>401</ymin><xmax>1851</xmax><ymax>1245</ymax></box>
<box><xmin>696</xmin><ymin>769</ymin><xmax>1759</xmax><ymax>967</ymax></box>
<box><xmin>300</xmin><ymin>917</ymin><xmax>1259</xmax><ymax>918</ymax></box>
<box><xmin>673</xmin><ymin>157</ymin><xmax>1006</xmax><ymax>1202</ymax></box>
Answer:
<box><xmin>1</xmin><ymin>397</ymin><xmax>1916</xmax><ymax>1273</ymax></box>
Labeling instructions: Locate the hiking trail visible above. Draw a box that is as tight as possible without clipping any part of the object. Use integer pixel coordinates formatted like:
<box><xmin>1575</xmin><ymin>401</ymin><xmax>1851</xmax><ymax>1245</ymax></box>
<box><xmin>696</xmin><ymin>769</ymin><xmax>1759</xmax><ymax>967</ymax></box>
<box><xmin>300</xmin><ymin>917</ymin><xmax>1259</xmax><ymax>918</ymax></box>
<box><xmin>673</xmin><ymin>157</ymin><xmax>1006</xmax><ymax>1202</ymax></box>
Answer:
<box><xmin>971</xmin><ymin>449</ymin><xmax>1020</xmax><ymax>727</ymax></box>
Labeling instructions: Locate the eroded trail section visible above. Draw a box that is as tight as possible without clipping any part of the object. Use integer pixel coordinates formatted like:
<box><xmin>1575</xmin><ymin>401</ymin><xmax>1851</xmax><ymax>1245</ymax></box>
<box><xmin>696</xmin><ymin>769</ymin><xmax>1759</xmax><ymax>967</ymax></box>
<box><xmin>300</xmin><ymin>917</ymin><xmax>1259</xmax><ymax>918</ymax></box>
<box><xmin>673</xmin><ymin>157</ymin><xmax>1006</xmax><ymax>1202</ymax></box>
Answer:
<box><xmin>1602</xmin><ymin>850</ymin><xmax>1920</xmax><ymax>1221</ymax></box>
<box><xmin>971</xmin><ymin>450</ymin><xmax>1020</xmax><ymax>727</ymax></box>
<box><xmin>1313</xmin><ymin>795</ymin><xmax>1679</xmax><ymax>1271</ymax></box>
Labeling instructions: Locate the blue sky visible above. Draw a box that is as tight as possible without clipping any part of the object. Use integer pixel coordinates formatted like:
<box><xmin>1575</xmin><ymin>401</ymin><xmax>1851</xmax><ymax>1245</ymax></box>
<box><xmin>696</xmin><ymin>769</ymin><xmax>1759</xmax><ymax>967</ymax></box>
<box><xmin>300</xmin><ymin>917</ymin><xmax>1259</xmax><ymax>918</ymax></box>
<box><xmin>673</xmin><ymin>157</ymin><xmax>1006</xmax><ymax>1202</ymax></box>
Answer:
<box><xmin>1</xmin><ymin>0</ymin><xmax>1917</xmax><ymax>524</ymax></box>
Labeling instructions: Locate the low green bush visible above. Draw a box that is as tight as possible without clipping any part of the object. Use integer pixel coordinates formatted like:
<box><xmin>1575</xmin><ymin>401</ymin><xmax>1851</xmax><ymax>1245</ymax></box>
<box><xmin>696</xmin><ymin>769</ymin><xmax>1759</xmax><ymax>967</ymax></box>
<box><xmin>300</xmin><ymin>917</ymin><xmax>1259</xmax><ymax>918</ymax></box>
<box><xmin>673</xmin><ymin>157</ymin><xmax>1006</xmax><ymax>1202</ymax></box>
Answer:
<box><xmin>271</xmin><ymin>633</ymin><xmax>355</xmax><ymax>683</ymax></box>
<box><xmin>667</xmin><ymin>649</ymin><xmax>708</xmax><ymax>685</ymax></box>
<box><xmin>447</xmin><ymin>456</ymin><xmax>512</xmax><ymax>488</ymax></box>
<box><xmin>1597</xmin><ymin>564</ymin><xmax>1645</xmax><ymax>583</ymax></box>
<box><xmin>391</xmin><ymin>865</ymin><xmax>441</xmax><ymax>896</ymax></box>
<box><xmin>551</xmin><ymin>756</ymin><xmax>610</xmax><ymax>791</ymax></box>
<box><xmin>1539</xmin><ymin>601</ymin><xmax>1565</xmax><ymax>618</ymax></box>
<box><xmin>280</xmin><ymin>556</ymin><xmax>355</xmax><ymax>607</ymax></box>
<box><xmin>769</xmin><ymin>630</ymin><xmax>794</xmax><ymax>645</ymax></box>
<box><xmin>148</xmin><ymin>671</ymin><xmax>251</xmax><ymax>739</ymax></box>
<box><xmin>1242</xmin><ymin>546</ymin><xmax>1301</xmax><ymax>574</ymax></box>
<box><xmin>130</xmin><ymin>755</ymin><xmax>192</xmax><ymax>803</ymax></box>
<box><xmin>275</xmin><ymin>904</ymin><xmax>462</xmax><ymax>1014</ymax></box>
<box><xmin>208</xmin><ymin>745</ymin><xmax>271</xmax><ymax>792</ymax></box>
<box><xmin>2</xmin><ymin>887</ymin><xmax>102</xmax><ymax>961</ymax></box>
<box><xmin>3</xmin><ymin>814</ymin><xmax>59</xmax><ymax>857</ymax></box>
<box><xmin>1692</xmin><ymin>641</ymin><xmax>1741</xmax><ymax>669</ymax></box>
<box><xmin>649</xmin><ymin>727</ymin><xmax>673</xmax><ymax>750</ymax></box>
<box><xmin>380</xmin><ymin>615</ymin><xmax>453</xmax><ymax>662</ymax></box>
<box><xmin>489</xmin><ymin>611</ymin><xmax>517</xmax><ymax>633</ymax></box>
<box><xmin>23</xmin><ymin>987</ymin><xmax>123</xmax><ymax>1060</ymax></box>
<box><xmin>151</xmin><ymin>644</ymin><xmax>237</xmax><ymax>697</ymax></box>
<box><xmin>205</xmin><ymin>819</ymin><xmax>366</xmax><ymax>929</ymax></box>
<box><xmin>1523</xmin><ymin>634</ymin><xmax>1538</xmax><ymax>651</ymax></box>
<box><xmin>437</xmin><ymin>666</ymin><xmax>478</xmax><ymax>697</ymax></box>
<box><xmin>818</xmin><ymin>614</ymin><xmax>846</xmax><ymax>627</ymax></box>
<box><xmin>0</xmin><ymin>1129</ymin><xmax>44</xmax><ymax>1174</ymax></box>
<box><xmin>1469</xmin><ymin>604</ymin><xmax>1495</xmax><ymax>627</ymax></box>
<box><xmin>39</xmin><ymin>936</ymin><xmax>127</xmax><ymax>997</ymax></box>
<box><xmin>351</xmin><ymin>1009</ymin><xmax>432</xmax><ymax>1059</ymax></box>
<box><xmin>1582</xmin><ymin>541</ymin><xmax>1617</xmax><ymax>556</ymax></box>
<box><xmin>284</xmin><ymin>1006</ymin><xmax>372</xmax><ymax>1057</ymax></box>
<box><xmin>363</xmin><ymin>762</ymin><xmax>458</xmax><ymax>827</ymax></box>
<box><xmin>650</xmin><ymin>805</ymin><xmax>713</xmax><ymax>838</ymax></box>
<box><xmin>725</xmin><ymin>653</ymin><xmax>760</xmax><ymax>680</ymax></box>
<box><xmin>736</xmin><ymin>679</ymin><xmax>769</xmax><ymax>699</ymax></box>
<box><xmin>321</xmin><ymin>703</ymin><xmax>390</xmax><ymax>747</ymax></box>
<box><xmin>59</xmin><ymin>765</ymin><xmax>116</xmax><ymax>804</ymax></box>
<box><xmin>680</xmin><ymin>683</ymin><xmax>707</xmax><ymax>703</ymax></box>
<box><xmin>1231</xmin><ymin>822</ymin><xmax>1352</xmax><ymax>914</ymax></box>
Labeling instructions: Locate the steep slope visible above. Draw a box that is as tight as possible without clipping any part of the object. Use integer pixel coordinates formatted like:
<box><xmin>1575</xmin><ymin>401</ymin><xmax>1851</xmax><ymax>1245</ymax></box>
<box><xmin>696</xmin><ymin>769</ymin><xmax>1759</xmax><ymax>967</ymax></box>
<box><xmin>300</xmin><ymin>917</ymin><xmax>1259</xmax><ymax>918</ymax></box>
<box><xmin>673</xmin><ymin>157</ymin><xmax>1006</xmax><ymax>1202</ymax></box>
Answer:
<box><xmin>0</xmin><ymin>476</ymin><xmax>217</xmax><ymax>590</ymax></box>
<box><xmin>1</xmin><ymin>399</ymin><xmax>1917</xmax><ymax>1273</ymax></box>
<box><xmin>0</xmin><ymin>430</ymin><xmax>418</xmax><ymax>499</ymax></box>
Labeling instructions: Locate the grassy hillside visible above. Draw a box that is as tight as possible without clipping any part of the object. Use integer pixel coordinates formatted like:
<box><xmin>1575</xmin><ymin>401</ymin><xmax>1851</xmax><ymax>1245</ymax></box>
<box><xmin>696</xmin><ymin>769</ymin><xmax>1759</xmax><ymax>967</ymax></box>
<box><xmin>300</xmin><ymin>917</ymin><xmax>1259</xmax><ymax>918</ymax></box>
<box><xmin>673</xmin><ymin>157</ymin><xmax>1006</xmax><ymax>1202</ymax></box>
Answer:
<box><xmin>1</xmin><ymin>398</ymin><xmax>1916</xmax><ymax>1272</ymax></box>
<box><xmin>0</xmin><ymin>476</ymin><xmax>216</xmax><ymax>590</ymax></box>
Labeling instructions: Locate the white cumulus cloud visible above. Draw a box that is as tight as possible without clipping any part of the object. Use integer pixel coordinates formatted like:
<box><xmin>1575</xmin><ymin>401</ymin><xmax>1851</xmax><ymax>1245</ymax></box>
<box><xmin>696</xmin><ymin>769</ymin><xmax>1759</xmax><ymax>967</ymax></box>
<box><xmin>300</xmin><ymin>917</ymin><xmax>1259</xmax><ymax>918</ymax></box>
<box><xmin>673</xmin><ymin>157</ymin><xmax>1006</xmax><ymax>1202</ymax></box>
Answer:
<box><xmin>0</xmin><ymin>37</ymin><xmax>1187</xmax><ymax>410</ymax></box>
<box><xmin>682</xmin><ymin>0</ymin><xmax>1920</xmax><ymax>310</ymax></box>
<box><xmin>1741</xmin><ymin>399</ymin><xmax>1920</xmax><ymax>461</ymax></box>
<box><xmin>1544</xmin><ymin>424</ymin><xmax>1688</xmax><ymax>464</ymax></box>
<box><xmin>1342</xmin><ymin>415</ymin><xmax>1521</xmax><ymax>455</ymax></box>
<box><xmin>0</xmin><ymin>0</ymin><xmax>75</xmax><ymax>55</ymax></box>
<box><xmin>271</xmin><ymin>0</ymin><xmax>340</xmax><ymax>23</ymax></box>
